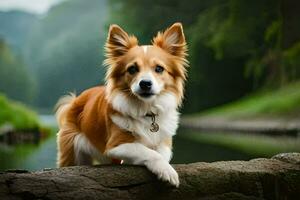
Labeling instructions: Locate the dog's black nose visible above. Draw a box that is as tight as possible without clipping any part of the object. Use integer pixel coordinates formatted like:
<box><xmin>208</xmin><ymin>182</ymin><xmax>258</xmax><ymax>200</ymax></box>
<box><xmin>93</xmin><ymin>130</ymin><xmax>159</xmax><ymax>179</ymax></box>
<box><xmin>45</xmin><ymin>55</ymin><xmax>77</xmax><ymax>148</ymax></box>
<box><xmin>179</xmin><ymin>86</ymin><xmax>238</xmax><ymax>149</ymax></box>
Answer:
<box><xmin>139</xmin><ymin>80</ymin><xmax>152</xmax><ymax>91</ymax></box>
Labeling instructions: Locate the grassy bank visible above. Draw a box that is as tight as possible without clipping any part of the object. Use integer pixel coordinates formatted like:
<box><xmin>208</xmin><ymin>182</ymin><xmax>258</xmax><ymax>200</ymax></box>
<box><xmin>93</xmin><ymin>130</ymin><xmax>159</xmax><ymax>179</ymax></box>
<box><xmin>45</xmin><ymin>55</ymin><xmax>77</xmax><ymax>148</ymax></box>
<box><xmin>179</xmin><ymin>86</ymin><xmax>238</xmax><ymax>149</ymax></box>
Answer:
<box><xmin>198</xmin><ymin>81</ymin><xmax>300</xmax><ymax>118</ymax></box>
<box><xmin>0</xmin><ymin>94</ymin><xmax>40</xmax><ymax>130</ymax></box>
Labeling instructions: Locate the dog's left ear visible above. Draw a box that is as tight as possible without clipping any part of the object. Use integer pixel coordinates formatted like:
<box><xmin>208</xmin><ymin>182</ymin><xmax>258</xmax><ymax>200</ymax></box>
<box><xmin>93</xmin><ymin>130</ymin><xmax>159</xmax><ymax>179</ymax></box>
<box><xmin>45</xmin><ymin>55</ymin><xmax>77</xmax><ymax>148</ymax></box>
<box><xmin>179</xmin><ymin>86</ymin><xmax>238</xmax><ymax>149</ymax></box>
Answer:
<box><xmin>153</xmin><ymin>22</ymin><xmax>187</xmax><ymax>57</ymax></box>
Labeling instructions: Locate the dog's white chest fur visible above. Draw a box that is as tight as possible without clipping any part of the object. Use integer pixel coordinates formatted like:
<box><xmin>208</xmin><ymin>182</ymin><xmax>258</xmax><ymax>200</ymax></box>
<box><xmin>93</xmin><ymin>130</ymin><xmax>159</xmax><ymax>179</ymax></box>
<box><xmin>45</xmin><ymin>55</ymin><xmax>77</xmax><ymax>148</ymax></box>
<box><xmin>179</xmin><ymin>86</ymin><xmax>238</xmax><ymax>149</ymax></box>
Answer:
<box><xmin>111</xmin><ymin>110</ymin><xmax>179</xmax><ymax>148</ymax></box>
<box><xmin>110</xmin><ymin>92</ymin><xmax>179</xmax><ymax>148</ymax></box>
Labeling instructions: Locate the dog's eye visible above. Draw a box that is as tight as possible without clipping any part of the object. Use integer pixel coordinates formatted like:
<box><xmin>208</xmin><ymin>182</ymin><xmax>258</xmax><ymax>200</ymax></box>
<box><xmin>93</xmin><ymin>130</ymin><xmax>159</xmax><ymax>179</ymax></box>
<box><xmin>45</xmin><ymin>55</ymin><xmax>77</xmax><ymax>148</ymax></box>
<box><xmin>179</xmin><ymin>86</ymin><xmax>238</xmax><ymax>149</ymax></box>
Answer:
<box><xmin>155</xmin><ymin>65</ymin><xmax>164</xmax><ymax>73</ymax></box>
<box><xmin>127</xmin><ymin>65</ymin><xmax>139</xmax><ymax>75</ymax></box>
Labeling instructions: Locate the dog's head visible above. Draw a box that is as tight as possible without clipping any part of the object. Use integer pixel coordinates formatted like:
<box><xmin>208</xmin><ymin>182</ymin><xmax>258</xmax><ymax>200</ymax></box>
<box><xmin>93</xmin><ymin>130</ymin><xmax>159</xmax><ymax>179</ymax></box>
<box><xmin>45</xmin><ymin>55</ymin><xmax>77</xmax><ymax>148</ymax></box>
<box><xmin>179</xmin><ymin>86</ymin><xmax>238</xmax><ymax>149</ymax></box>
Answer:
<box><xmin>104</xmin><ymin>23</ymin><xmax>188</xmax><ymax>108</ymax></box>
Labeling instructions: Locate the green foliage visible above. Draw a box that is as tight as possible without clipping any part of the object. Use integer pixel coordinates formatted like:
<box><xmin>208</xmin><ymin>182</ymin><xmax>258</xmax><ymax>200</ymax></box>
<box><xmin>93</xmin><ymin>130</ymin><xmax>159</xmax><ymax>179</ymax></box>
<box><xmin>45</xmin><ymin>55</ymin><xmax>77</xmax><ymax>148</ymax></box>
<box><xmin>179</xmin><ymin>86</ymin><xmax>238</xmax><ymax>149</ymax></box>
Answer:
<box><xmin>207</xmin><ymin>0</ymin><xmax>278</xmax><ymax>59</ymax></box>
<box><xmin>264</xmin><ymin>20</ymin><xmax>282</xmax><ymax>48</ymax></box>
<box><xmin>108</xmin><ymin>0</ymin><xmax>214</xmax><ymax>43</ymax></box>
<box><xmin>0</xmin><ymin>94</ymin><xmax>39</xmax><ymax>130</ymax></box>
<box><xmin>0</xmin><ymin>39</ymin><xmax>35</xmax><ymax>103</ymax></box>
<box><xmin>282</xmin><ymin>42</ymin><xmax>300</xmax><ymax>79</ymax></box>
<box><xmin>186</xmin><ymin>0</ymin><xmax>283</xmax><ymax>112</ymax></box>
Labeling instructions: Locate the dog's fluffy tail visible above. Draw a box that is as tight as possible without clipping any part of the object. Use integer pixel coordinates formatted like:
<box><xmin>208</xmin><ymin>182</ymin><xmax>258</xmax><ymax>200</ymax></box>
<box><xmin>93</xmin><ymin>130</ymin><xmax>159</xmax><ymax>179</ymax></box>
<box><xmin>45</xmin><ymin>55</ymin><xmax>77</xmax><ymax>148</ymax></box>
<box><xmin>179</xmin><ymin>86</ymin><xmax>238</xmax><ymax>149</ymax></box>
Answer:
<box><xmin>55</xmin><ymin>93</ymin><xmax>76</xmax><ymax>128</ymax></box>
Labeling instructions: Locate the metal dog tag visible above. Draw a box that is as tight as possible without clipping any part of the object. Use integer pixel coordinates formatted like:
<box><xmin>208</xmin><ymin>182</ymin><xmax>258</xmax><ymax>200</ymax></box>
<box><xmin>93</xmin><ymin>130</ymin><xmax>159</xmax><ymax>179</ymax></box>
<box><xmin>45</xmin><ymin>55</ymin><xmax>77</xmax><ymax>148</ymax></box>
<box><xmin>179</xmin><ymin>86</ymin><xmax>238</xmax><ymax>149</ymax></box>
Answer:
<box><xmin>149</xmin><ymin>113</ymin><xmax>159</xmax><ymax>132</ymax></box>
<box><xmin>150</xmin><ymin>122</ymin><xmax>159</xmax><ymax>132</ymax></box>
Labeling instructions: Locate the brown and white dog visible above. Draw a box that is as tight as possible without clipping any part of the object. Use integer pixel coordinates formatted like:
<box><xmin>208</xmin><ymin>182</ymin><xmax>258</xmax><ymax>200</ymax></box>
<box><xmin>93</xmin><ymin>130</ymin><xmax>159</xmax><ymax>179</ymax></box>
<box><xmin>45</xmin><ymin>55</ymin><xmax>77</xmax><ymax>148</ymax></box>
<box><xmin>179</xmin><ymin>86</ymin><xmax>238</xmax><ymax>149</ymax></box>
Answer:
<box><xmin>55</xmin><ymin>22</ymin><xmax>188</xmax><ymax>187</ymax></box>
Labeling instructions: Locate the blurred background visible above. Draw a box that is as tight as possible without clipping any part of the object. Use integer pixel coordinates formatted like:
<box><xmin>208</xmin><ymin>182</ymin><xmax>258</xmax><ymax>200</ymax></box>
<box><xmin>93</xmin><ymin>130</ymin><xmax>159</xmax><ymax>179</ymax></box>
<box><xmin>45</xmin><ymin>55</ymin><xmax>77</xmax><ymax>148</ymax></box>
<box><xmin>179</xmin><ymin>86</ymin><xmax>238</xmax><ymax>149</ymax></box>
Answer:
<box><xmin>0</xmin><ymin>0</ymin><xmax>299</xmax><ymax>170</ymax></box>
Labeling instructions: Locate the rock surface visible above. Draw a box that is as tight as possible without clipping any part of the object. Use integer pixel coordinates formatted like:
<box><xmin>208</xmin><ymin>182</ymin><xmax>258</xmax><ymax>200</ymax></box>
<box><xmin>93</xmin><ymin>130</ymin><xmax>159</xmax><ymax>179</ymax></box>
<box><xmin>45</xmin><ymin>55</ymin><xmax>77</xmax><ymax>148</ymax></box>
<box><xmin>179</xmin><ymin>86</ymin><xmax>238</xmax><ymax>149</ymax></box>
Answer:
<box><xmin>0</xmin><ymin>153</ymin><xmax>300</xmax><ymax>200</ymax></box>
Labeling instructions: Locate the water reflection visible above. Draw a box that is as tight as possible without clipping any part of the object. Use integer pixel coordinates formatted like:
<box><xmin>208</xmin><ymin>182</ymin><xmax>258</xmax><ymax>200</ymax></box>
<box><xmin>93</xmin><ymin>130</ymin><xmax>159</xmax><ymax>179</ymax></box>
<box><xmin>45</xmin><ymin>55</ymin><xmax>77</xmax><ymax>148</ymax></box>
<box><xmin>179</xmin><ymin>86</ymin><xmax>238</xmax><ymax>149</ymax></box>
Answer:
<box><xmin>172</xmin><ymin>133</ymin><xmax>251</xmax><ymax>163</ymax></box>
<box><xmin>0</xmin><ymin>133</ymin><xmax>57</xmax><ymax>170</ymax></box>
<box><xmin>0</xmin><ymin>127</ymin><xmax>254</xmax><ymax>171</ymax></box>
<box><xmin>2</xmin><ymin>115</ymin><xmax>297</xmax><ymax>171</ymax></box>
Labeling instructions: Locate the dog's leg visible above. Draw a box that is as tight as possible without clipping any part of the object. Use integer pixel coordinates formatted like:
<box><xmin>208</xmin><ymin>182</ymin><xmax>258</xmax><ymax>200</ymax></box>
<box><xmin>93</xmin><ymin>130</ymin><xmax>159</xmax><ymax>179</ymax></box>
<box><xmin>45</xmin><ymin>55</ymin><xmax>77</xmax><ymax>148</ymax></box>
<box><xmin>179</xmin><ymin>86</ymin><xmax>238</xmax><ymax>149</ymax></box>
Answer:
<box><xmin>57</xmin><ymin>129</ymin><xmax>78</xmax><ymax>167</ymax></box>
<box><xmin>106</xmin><ymin>143</ymin><xmax>179</xmax><ymax>187</ymax></box>
<box><xmin>156</xmin><ymin>144</ymin><xmax>172</xmax><ymax>162</ymax></box>
<box><xmin>74</xmin><ymin>133</ymin><xmax>94</xmax><ymax>165</ymax></box>
<box><xmin>156</xmin><ymin>138</ymin><xmax>173</xmax><ymax>162</ymax></box>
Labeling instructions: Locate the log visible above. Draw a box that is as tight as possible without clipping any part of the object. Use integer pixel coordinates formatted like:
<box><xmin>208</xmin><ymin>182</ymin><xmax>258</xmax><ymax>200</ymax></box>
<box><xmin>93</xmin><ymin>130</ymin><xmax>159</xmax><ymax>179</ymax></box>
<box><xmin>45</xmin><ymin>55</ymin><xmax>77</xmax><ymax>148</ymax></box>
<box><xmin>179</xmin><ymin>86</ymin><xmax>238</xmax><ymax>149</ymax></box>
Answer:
<box><xmin>1</xmin><ymin>153</ymin><xmax>299</xmax><ymax>200</ymax></box>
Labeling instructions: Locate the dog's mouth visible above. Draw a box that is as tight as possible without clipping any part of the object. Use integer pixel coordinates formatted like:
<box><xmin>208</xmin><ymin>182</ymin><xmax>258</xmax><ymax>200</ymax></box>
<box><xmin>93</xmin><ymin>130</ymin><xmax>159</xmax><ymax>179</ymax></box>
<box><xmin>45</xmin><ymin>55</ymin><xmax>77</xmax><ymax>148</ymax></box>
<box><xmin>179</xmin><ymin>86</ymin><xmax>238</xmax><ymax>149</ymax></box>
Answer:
<box><xmin>137</xmin><ymin>92</ymin><xmax>155</xmax><ymax>98</ymax></box>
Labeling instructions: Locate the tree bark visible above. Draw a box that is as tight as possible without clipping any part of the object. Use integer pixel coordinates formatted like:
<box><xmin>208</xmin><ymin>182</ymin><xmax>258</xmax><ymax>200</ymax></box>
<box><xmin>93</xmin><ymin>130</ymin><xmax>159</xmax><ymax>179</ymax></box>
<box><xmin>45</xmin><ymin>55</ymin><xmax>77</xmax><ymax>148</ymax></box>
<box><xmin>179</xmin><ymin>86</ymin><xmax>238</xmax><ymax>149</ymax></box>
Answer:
<box><xmin>1</xmin><ymin>153</ymin><xmax>299</xmax><ymax>200</ymax></box>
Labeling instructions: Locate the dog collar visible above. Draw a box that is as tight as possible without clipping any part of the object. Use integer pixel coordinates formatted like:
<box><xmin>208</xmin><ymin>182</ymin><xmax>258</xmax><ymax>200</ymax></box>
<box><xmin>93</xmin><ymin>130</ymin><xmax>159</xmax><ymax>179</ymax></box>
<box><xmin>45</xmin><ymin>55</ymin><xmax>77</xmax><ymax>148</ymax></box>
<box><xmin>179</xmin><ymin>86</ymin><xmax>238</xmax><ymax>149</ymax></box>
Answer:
<box><xmin>145</xmin><ymin>112</ymin><xmax>159</xmax><ymax>132</ymax></box>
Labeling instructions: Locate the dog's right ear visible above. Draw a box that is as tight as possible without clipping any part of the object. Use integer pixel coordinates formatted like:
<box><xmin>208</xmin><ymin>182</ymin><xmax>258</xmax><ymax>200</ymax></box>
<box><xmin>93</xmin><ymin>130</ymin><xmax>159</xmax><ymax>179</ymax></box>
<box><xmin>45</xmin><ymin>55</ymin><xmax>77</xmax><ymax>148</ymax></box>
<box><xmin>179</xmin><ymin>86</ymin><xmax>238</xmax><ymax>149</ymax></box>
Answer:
<box><xmin>105</xmin><ymin>25</ymin><xmax>138</xmax><ymax>61</ymax></box>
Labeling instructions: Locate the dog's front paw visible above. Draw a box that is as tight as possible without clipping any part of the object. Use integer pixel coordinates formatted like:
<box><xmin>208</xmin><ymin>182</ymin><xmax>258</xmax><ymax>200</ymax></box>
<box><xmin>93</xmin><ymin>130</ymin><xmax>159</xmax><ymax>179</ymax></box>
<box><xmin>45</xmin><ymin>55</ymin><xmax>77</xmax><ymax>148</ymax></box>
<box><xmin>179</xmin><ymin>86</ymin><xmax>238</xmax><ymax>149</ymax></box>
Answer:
<box><xmin>146</xmin><ymin>159</ymin><xmax>179</xmax><ymax>187</ymax></box>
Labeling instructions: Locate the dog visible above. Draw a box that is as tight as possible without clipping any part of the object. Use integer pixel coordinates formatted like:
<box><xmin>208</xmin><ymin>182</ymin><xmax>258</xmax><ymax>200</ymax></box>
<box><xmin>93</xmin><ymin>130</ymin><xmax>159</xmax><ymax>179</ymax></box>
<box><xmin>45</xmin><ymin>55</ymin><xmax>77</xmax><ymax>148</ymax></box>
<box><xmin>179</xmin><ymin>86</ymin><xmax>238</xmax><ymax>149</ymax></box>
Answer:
<box><xmin>55</xmin><ymin>22</ymin><xmax>188</xmax><ymax>187</ymax></box>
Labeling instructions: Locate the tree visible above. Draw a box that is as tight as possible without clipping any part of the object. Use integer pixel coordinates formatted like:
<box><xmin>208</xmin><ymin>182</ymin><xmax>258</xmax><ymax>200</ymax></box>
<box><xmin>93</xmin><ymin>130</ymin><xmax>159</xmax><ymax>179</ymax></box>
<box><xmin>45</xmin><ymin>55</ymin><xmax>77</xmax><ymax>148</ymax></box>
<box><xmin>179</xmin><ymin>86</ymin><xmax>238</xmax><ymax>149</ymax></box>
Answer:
<box><xmin>25</xmin><ymin>0</ymin><xmax>107</xmax><ymax>108</ymax></box>
<box><xmin>0</xmin><ymin>39</ymin><xmax>35</xmax><ymax>103</ymax></box>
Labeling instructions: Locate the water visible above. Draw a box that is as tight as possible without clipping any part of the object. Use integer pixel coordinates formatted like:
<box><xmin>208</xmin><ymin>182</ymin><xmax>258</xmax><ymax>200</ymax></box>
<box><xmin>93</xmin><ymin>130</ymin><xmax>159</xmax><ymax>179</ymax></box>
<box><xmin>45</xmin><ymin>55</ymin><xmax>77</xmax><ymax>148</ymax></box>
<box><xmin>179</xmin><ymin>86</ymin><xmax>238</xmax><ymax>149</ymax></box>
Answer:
<box><xmin>39</xmin><ymin>114</ymin><xmax>57</xmax><ymax>127</ymax></box>
<box><xmin>172</xmin><ymin>134</ymin><xmax>251</xmax><ymax>163</ymax></box>
<box><xmin>0</xmin><ymin>133</ymin><xmax>57</xmax><ymax>170</ymax></box>
<box><xmin>0</xmin><ymin>133</ymin><xmax>251</xmax><ymax>170</ymax></box>
<box><xmin>0</xmin><ymin>115</ymin><xmax>58</xmax><ymax>170</ymax></box>
<box><xmin>0</xmin><ymin>115</ymin><xmax>252</xmax><ymax>170</ymax></box>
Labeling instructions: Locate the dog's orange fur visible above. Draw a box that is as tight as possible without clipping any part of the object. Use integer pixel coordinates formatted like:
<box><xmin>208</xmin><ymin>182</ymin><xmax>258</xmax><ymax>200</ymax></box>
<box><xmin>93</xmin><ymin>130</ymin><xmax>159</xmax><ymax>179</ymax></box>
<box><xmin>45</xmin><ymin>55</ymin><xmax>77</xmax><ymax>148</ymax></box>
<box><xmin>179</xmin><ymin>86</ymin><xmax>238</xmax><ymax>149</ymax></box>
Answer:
<box><xmin>56</xmin><ymin>87</ymin><xmax>136</xmax><ymax>166</ymax></box>
<box><xmin>56</xmin><ymin>22</ymin><xmax>188</xmax><ymax>167</ymax></box>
